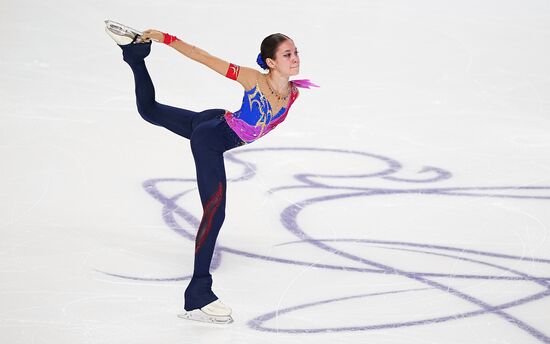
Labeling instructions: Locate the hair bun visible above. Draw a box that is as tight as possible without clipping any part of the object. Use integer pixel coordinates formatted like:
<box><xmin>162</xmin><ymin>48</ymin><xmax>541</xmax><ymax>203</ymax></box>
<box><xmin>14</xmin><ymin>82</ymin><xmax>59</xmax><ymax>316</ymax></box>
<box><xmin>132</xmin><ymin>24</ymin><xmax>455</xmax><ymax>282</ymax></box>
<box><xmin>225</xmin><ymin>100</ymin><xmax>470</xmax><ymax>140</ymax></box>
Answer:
<box><xmin>256</xmin><ymin>53</ymin><xmax>268</xmax><ymax>70</ymax></box>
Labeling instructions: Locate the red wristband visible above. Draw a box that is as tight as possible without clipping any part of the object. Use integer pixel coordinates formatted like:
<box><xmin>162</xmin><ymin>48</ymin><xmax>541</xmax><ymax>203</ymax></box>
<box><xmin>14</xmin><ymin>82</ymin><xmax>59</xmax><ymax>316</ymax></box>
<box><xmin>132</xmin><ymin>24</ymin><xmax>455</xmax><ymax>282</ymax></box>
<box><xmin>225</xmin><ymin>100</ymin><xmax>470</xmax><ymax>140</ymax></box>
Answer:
<box><xmin>162</xmin><ymin>32</ymin><xmax>179</xmax><ymax>45</ymax></box>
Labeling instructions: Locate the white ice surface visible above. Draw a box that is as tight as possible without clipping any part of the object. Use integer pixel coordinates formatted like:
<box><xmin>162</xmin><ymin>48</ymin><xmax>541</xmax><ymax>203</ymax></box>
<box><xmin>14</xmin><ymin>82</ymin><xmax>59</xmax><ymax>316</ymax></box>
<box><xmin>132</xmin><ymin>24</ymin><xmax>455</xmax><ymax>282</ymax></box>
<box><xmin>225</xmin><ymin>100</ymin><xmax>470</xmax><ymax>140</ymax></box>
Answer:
<box><xmin>1</xmin><ymin>0</ymin><xmax>550</xmax><ymax>343</ymax></box>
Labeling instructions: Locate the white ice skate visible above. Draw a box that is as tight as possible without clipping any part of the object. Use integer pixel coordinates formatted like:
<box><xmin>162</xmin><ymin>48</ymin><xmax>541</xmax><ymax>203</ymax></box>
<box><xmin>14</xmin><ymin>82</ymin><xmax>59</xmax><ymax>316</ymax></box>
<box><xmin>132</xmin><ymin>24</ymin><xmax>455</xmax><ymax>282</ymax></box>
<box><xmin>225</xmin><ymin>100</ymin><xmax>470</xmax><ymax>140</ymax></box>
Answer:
<box><xmin>104</xmin><ymin>20</ymin><xmax>144</xmax><ymax>45</ymax></box>
<box><xmin>178</xmin><ymin>300</ymin><xmax>234</xmax><ymax>324</ymax></box>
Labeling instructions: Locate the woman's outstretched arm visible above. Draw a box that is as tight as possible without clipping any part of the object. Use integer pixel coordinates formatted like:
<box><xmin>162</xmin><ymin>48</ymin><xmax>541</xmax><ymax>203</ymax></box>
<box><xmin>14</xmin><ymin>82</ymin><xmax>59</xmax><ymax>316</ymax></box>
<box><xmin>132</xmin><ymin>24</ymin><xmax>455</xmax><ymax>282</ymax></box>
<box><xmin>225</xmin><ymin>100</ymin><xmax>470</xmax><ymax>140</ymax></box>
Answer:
<box><xmin>141</xmin><ymin>29</ymin><xmax>258</xmax><ymax>89</ymax></box>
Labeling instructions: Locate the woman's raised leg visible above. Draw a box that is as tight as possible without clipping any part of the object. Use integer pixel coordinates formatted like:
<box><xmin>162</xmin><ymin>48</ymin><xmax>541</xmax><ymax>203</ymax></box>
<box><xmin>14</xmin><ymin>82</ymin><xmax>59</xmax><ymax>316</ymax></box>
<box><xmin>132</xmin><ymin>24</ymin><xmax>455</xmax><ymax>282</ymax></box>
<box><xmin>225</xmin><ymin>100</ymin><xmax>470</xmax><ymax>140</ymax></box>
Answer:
<box><xmin>120</xmin><ymin>42</ymin><xmax>208</xmax><ymax>139</ymax></box>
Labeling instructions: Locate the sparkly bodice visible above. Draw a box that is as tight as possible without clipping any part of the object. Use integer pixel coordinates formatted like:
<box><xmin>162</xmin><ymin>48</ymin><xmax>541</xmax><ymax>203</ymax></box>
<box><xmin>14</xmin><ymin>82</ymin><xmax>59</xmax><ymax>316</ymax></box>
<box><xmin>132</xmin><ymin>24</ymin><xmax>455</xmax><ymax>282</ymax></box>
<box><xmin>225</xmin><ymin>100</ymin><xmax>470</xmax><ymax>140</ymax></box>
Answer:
<box><xmin>224</xmin><ymin>82</ymin><xmax>299</xmax><ymax>143</ymax></box>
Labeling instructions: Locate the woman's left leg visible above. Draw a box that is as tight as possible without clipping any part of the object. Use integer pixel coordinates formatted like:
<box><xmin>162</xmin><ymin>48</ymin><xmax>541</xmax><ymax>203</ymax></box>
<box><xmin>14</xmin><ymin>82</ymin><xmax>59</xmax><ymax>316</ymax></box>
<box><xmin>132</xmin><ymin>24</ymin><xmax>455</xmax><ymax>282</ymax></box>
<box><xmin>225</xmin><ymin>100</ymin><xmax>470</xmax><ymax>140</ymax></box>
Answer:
<box><xmin>184</xmin><ymin>119</ymin><xmax>234</xmax><ymax>311</ymax></box>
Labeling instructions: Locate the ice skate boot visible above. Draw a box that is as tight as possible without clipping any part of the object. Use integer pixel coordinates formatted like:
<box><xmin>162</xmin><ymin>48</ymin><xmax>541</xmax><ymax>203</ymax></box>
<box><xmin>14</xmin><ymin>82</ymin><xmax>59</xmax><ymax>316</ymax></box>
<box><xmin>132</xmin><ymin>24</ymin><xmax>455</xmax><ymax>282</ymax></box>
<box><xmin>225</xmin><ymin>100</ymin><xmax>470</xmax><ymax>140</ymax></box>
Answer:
<box><xmin>104</xmin><ymin>20</ymin><xmax>144</xmax><ymax>45</ymax></box>
<box><xmin>178</xmin><ymin>300</ymin><xmax>233</xmax><ymax>324</ymax></box>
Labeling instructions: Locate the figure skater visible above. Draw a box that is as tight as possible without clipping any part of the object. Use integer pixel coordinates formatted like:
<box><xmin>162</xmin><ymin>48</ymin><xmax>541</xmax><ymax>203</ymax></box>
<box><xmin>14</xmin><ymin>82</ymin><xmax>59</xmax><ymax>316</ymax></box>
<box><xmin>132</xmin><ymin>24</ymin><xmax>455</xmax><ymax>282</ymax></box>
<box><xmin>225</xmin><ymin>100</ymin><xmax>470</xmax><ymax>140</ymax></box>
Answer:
<box><xmin>104</xmin><ymin>20</ymin><xmax>317</xmax><ymax>324</ymax></box>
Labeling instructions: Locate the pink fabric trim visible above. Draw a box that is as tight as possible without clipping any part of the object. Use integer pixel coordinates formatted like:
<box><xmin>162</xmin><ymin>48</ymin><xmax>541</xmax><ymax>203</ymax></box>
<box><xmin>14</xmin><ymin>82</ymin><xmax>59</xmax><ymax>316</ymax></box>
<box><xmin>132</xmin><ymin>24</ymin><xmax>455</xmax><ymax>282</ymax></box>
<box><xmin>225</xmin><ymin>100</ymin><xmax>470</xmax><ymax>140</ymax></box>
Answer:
<box><xmin>290</xmin><ymin>79</ymin><xmax>319</xmax><ymax>89</ymax></box>
<box><xmin>224</xmin><ymin>85</ymin><xmax>301</xmax><ymax>143</ymax></box>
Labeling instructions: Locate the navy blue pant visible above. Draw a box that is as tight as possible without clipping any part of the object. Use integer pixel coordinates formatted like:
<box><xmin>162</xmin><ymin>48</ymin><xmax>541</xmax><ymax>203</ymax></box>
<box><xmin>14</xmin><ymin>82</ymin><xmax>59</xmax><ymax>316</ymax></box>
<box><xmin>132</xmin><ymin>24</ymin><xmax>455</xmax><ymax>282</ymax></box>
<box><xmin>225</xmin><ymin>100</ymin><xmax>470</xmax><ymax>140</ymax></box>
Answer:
<box><xmin>120</xmin><ymin>42</ymin><xmax>243</xmax><ymax>311</ymax></box>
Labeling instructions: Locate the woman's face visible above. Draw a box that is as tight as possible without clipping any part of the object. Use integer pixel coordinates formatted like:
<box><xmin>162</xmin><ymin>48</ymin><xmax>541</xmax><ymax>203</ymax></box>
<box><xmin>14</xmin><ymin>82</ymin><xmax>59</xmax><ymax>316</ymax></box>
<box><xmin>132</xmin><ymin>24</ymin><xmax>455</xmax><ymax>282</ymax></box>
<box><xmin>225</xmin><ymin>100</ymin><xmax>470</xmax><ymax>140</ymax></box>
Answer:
<box><xmin>269</xmin><ymin>39</ymin><xmax>300</xmax><ymax>76</ymax></box>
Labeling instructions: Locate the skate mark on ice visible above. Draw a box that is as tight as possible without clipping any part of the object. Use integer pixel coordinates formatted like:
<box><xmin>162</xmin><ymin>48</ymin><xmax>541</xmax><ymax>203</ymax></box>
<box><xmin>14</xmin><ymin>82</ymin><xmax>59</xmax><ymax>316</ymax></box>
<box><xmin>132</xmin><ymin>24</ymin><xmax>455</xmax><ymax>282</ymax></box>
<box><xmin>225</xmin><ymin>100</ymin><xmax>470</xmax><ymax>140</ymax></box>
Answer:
<box><xmin>99</xmin><ymin>147</ymin><xmax>550</xmax><ymax>341</ymax></box>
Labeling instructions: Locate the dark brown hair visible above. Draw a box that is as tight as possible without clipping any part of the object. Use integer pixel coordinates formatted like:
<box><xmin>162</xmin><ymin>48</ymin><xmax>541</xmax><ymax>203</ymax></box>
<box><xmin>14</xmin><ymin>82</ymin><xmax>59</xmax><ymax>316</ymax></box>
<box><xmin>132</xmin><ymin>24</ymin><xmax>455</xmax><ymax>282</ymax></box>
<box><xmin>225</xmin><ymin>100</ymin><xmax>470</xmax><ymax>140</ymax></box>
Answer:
<box><xmin>259</xmin><ymin>33</ymin><xmax>291</xmax><ymax>69</ymax></box>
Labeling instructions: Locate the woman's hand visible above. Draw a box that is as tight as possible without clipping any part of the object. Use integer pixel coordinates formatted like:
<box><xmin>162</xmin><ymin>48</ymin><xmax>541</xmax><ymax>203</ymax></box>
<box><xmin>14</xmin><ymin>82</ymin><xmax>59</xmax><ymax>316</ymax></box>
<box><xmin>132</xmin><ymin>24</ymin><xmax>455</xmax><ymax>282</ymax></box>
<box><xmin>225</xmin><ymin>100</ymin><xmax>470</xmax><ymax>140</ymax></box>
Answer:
<box><xmin>141</xmin><ymin>29</ymin><xmax>164</xmax><ymax>42</ymax></box>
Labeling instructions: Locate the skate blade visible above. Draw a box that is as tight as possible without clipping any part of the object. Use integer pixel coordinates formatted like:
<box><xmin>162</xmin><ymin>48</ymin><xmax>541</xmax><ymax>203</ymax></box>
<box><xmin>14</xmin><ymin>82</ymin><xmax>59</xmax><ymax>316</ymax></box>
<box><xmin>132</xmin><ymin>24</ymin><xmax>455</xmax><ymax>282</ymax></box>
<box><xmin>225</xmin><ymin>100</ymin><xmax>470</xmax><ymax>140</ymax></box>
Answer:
<box><xmin>104</xmin><ymin>20</ymin><xmax>143</xmax><ymax>37</ymax></box>
<box><xmin>178</xmin><ymin>310</ymin><xmax>234</xmax><ymax>324</ymax></box>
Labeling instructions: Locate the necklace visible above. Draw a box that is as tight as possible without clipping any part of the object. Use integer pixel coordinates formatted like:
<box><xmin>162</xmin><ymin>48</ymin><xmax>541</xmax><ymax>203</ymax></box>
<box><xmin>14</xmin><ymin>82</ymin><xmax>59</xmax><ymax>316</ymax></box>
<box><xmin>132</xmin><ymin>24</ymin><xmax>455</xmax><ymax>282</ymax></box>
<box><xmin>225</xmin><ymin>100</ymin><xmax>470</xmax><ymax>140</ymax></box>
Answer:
<box><xmin>265</xmin><ymin>75</ymin><xmax>290</xmax><ymax>102</ymax></box>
